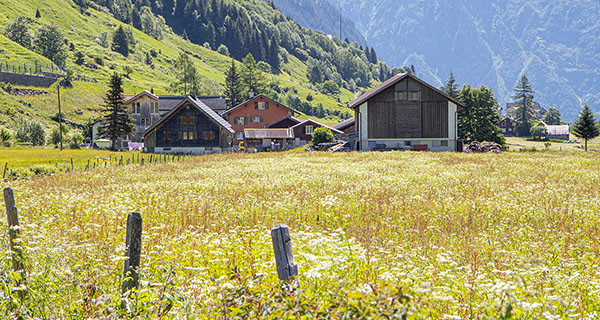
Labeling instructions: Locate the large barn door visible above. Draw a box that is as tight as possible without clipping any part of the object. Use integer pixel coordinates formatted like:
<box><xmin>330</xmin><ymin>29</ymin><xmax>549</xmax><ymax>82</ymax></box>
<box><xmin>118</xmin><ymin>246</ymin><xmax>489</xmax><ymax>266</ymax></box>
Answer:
<box><xmin>395</xmin><ymin>103</ymin><xmax>421</xmax><ymax>138</ymax></box>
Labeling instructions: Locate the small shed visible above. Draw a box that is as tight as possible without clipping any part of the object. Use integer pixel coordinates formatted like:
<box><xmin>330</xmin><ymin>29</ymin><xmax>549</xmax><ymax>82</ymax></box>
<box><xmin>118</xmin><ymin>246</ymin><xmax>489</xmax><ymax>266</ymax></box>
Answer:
<box><xmin>243</xmin><ymin>128</ymin><xmax>295</xmax><ymax>151</ymax></box>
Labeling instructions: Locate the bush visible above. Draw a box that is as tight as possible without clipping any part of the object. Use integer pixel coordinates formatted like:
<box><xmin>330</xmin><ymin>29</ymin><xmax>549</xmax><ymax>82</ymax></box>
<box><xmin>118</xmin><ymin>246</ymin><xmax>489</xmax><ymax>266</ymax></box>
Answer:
<box><xmin>69</xmin><ymin>132</ymin><xmax>83</xmax><ymax>149</ymax></box>
<box><xmin>311</xmin><ymin>126</ymin><xmax>334</xmax><ymax>145</ymax></box>
<box><xmin>15</xmin><ymin>119</ymin><xmax>46</xmax><ymax>146</ymax></box>
<box><xmin>0</xmin><ymin>127</ymin><xmax>12</xmax><ymax>147</ymax></box>
<box><xmin>217</xmin><ymin>44</ymin><xmax>230</xmax><ymax>57</ymax></box>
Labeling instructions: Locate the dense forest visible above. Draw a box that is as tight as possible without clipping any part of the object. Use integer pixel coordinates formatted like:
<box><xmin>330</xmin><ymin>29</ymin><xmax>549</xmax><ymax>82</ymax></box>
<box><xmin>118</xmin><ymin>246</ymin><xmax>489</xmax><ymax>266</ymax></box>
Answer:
<box><xmin>84</xmin><ymin>0</ymin><xmax>411</xmax><ymax>92</ymax></box>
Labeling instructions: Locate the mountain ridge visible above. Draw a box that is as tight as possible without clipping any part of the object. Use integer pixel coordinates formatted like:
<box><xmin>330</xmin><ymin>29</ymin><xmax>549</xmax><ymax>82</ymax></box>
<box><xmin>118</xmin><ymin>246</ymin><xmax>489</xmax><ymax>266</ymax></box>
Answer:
<box><xmin>339</xmin><ymin>0</ymin><xmax>600</xmax><ymax>121</ymax></box>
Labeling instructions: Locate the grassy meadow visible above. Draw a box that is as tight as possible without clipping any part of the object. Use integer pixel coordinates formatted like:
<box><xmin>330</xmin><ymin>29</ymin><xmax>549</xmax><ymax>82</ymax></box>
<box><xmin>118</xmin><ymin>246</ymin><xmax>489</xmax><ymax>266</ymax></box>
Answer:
<box><xmin>1</xmin><ymin>151</ymin><xmax>600</xmax><ymax>318</ymax></box>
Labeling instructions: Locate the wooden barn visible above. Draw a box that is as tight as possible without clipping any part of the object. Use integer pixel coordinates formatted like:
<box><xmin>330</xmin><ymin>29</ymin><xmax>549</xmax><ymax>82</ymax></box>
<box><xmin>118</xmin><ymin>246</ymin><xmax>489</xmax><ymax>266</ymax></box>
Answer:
<box><xmin>143</xmin><ymin>96</ymin><xmax>235</xmax><ymax>154</ymax></box>
<box><xmin>349</xmin><ymin>73</ymin><xmax>464</xmax><ymax>152</ymax></box>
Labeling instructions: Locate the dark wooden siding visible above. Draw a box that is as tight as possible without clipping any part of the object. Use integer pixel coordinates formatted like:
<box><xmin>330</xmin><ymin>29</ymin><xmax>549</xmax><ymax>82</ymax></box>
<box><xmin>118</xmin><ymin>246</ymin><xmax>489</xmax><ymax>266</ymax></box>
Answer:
<box><xmin>155</xmin><ymin>103</ymin><xmax>222</xmax><ymax>148</ymax></box>
<box><xmin>367</xmin><ymin>77</ymin><xmax>449</xmax><ymax>139</ymax></box>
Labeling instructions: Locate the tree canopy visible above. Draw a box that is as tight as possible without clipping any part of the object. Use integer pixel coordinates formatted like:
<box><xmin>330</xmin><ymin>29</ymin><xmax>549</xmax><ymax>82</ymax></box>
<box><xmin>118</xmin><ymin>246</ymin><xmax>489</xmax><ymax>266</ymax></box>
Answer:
<box><xmin>542</xmin><ymin>107</ymin><xmax>563</xmax><ymax>125</ymax></box>
<box><xmin>457</xmin><ymin>85</ymin><xmax>505</xmax><ymax>145</ymax></box>
<box><xmin>34</xmin><ymin>24</ymin><xmax>67</xmax><ymax>67</ymax></box>
<box><xmin>98</xmin><ymin>73</ymin><xmax>133</xmax><ymax>150</ymax></box>
<box><xmin>512</xmin><ymin>75</ymin><xmax>535</xmax><ymax>136</ymax></box>
<box><xmin>572</xmin><ymin>104</ymin><xmax>599</xmax><ymax>151</ymax></box>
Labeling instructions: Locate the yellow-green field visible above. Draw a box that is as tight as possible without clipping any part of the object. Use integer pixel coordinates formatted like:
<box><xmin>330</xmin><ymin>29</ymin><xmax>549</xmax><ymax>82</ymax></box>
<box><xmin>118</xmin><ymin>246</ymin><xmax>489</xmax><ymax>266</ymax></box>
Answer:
<box><xmin>1</xmin><ymin>152</ymin><xmax>600</xmax><ymax>318</ymax></box>
<box><xmin>505</xmin><ymin>136</ymin><xmax>600</xmax><ymax>152</ymax></box>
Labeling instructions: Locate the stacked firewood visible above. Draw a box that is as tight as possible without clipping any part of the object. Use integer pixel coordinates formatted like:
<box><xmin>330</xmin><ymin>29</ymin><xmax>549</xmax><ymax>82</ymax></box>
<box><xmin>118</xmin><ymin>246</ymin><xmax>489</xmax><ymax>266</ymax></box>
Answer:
<box><xmin>464</xmin><ymin>141</ymin><xmax>502</xmax><ymax>153</ymax></box>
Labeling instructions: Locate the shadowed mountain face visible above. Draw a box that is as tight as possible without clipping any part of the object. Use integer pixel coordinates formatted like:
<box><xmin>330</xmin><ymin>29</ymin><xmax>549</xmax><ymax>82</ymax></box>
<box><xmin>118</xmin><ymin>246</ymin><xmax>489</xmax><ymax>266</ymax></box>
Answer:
<box><xmin>270</xmin><ymin>0</ymin><xmax>367</xmax><ymax>46</ymax></box>
<box><xmin>338</xmin><ymin>0</ymin><xmax>600</xmax><ymax>121</ymax></box>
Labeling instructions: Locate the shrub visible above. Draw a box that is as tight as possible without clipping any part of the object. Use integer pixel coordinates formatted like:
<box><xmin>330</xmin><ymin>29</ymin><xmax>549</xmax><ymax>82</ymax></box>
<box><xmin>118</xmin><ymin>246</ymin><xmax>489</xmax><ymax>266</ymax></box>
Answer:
<box><xmin>311</xmin><ymin>126</ymin><xmax>334</xmax><ymax>145</ymax></box>
<box><xmin>0</xmin><ymin>127</ymin><xmax>12</xmax><ymax>147</ymax></box>
<box><xmin>15</xmin><ymin>119</ymin><xmax>46</xmax><ymax>145</ymax></box>
<box><xmin>217</xmin><ymin>44</ymin><xmax>230</xmax><ymax>57</ymax></box>
<box><xmin>69</xmin><ymin>132</ymin><xmax>83</xmax><ymax>149</ymax></box>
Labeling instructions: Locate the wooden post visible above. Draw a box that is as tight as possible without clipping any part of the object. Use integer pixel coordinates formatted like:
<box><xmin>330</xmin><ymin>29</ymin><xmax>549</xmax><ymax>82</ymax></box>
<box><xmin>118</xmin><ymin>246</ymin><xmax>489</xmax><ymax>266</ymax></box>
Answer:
<box><xmin>122</xmin><ymin>212</ymin><xmax>142</xmax><ymax>294</ymax></box>
<box><xmin>271</xmin><ymin>224</ymin><xmax>298</xmax><ymax>281</ymax></box>
<box><xmin>150</xmin><ymin>155</ymin><xmax>153</xmax><ymax>163</ymax></box>
<box><xmin>86</xmin><ymin>159</ymin><xmax>90</xmax><ymax>170</ymax></box>
<box><xmin>3</xmin><ymin>162</ymin><xmax>7</xmax><ymax>180</ymax></box>
<box><xmin>141</xmin><ymin>157</ymin><xmax>144</xmax><ymax>165</ymax></box>
<box><xmin>70</xmin><ymin>158</ymin><xmax>74</xmax><ymax>171</ymax></box>
<box><xmin>3</xmin><ymin>188</ymin><xmax>25</xmax><ymax>277</ymax></box>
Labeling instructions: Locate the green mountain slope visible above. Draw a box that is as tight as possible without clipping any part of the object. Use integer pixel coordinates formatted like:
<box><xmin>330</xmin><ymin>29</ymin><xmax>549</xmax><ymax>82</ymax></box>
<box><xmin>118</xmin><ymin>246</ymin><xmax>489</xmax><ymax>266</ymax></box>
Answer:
<box><xmin>0</xmin><ymin>0</ymin><xmax>361</xmax><ymax>134</ymax></box>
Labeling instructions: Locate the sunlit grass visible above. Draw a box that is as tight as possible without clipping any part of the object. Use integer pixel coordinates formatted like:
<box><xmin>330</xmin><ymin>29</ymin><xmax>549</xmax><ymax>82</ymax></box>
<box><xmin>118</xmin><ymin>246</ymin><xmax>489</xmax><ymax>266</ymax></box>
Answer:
<box><xmin>1</xmin><ymin>151</ymin><xmax>599</xmax><ymax>318</ymax></box>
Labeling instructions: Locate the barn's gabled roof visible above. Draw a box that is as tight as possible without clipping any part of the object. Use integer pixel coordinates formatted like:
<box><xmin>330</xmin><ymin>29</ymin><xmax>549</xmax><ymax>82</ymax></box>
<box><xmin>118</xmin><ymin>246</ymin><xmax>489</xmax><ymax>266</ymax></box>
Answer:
<box><xmin>222</xmin><ymin>94</ymin><xmax>297</xmax><ymax>116</ymax></box>
<box><xmin>348</xmin><ymin>73</ymin><xmax>465</xmax><ymax>109</ymax></box>
<box><xmin>144</xmin><ymin>96</ymin><xmax>234</xmax><ymax>137</ymax></box>
<box><xmin>291</xmin><ymin>119</ymin><xmax>344</xmax><ymax>134</ymax></box>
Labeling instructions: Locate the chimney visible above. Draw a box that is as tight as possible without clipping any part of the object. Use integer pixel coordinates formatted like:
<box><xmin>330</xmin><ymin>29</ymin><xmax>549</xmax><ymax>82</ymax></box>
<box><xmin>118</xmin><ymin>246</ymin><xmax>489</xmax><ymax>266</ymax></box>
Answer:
<box><xmin>249</xmin><ymin>90</ymin><xmax>254</xmax><ymax>99</ymax></box>
<box><xmin>150</xmin><ymin>87</ymin><xmax>154</xmax><ymax>94</ymax></box>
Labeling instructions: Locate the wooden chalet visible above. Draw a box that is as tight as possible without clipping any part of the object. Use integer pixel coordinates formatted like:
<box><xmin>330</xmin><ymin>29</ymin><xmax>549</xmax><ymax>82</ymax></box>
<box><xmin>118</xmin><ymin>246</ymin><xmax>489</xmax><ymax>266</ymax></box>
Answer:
<box><xmin>143</xmin><ymin>96</ymin><xmax>235</xmax><ymax>154</ymax></box>
<box><xmin>349</xmin><ymin>73</ymin><xmax>464</xmax><ymax>152</ymax></box>
<box><xmin>498</xmin><ymin>117</ymin><xmax>515</xmax><ymax>137</ymax></box>
<box><xmin>222</xmin><ymin>94</ymin><xmax>298</xmax><ymax>147</ymax></box>
<box><xmin>124</xmin><ymin>89</ymin><xmax>227</xmax><ymax>142</ymax></box>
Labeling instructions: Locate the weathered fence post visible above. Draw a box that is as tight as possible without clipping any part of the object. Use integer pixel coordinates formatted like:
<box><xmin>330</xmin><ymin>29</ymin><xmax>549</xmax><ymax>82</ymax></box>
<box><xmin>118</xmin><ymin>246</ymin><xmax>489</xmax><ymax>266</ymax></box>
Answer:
<box><xmin>3</xmin><ymin>162</ymin><xmax>7</xmax><ymax>180</ymax></box>
<box><xmin>71</xmin><ymin>158</ymin><xmax>74</xmax><ymax>171</ymax></box>
<box><xmin>271</xmin><ymin>224</ymin><xmax>298</xmax><ymax>281</ymax></box>
<box><xmin>86</xmin><ymin>160</ymin><xmax>90</xmax><ymax>170</ymax></box>
<box><xmin>3</xmin><ymin>188</ymin><xmax>26</xmax><ymax>281</ymax></box>
<box><xmin>122</xmin><ymin>212</ymin><xmax>142</xmax><ymax>295</ymax></box>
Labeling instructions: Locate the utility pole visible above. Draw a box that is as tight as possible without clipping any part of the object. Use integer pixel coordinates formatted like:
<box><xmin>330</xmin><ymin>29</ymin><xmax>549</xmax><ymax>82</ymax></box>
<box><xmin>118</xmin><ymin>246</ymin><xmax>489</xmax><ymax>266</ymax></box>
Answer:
<box><xmin>57</xmin><ymin>80</ymin><xmax>63</xmax><ymax>150</ymax></box>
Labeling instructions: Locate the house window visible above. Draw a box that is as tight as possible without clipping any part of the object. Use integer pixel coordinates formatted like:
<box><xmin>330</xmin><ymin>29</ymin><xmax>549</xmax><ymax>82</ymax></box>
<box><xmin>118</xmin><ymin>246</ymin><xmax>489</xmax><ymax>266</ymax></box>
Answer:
<box><xmin>132</xmin><ymin>102</ymin><xmax>141</xmax><ymax>114</ymax></box>
<box><xmin>440</xmin><ymin>140</ymin><xmax>448</xmax><ymax>147</ymax></box>
<box><xmin>404</xmin><ymin>141</ymin><xmax>412</xmax><ymax>146</ymax></box>
<box><xmin>150</xmin><ymin>102</ymin><xmax>159</xmax><ymax>114</ymax></box>
<box><xmin>141</xmin><ymin>118</ymin><xmax>150</xmax><ymax>126</ymax></box>
<box><xmin>181</xmin><ymin>116</ymin><xmax>196</xmax><ymax>126</ymax></box>
<box><xmin>181</xmin><ymin>131</ymin><xmax>196</xmax><ymax>140</ymax></box>
<box><xmin>234</xmin><ymin>116</ymin><xmax>246</xmax><ymax>125</ymax></box>
<box><xmin>203</xmin><ymin>130</ymin><xmax>215</xmax><ymax>141</ymax></box>
<box><xmin>409</xmin><ymin>92</ymin><xmax>421</xmax><ymax>101</ymax></box>
<box><xmin>255</xmin><ymin>101</ymin><xmax>268</xmax><ymax>110</ymax></box>
<box><xmin>235</xmin><ymin>132</ymin><xmax>244</xmax><ymax>140</ymax></box>
<box><xmin>163</xmin><ymin>131</ymin><xmax>171</xmax><ymax>141</ymax></box>
<box><xmin>305</xmin><ymin>125</ymin><xmax>314</xmax><ymax>135</ymax></box>
<box><xmin>250</xmin><ymin>116</ymin><xmax>263</xmax><ymax>123</ymax></box>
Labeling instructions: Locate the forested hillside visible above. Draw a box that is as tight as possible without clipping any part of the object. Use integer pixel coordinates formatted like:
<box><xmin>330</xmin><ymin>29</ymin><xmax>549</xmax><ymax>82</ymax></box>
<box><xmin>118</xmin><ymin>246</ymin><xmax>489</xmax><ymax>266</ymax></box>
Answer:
<box><xmin>0</xmin><ymin>0</ymin><xmax>410</xmax><ymax>142</ymax></box>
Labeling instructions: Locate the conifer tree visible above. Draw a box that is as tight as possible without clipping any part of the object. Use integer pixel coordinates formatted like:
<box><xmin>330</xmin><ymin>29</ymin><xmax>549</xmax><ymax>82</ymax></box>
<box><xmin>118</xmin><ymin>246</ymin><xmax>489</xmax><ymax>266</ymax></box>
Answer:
<box><xmin>111</xmin><ymin>25</ymin><xmax>129</xmax><ymax>57</ymax></box>
<box><xmin>224</xmin><ymin>59</ymin><xmax>243</xmax><ymax>109</ymax></box>
<box><xmin>267</xmin><ymin>35</ymin><xmax>280</xmax><ymax>71</ymax></box>
<box><xmin>512</xmin><ymin>75</ymin><xmax>535</xmax><ymax>136</ymax></box>
<box><xmin>98</xmin><ymin>73</ymin><xmax>133</xmax><ymax>151</ymax></box>
<box><xmin>572</xmin><ymin>104</ymin><xmax>599</xmax><ymax>151</ymax></box>
<box><xmin>241</xmin><ymin>53</ymin><xmax>267</xmax><ymax>97</ymax></box>
<box><xmin>441</xmin><ymin>72</ymin><xmax>459</xmax><ymax>98</ymax></box>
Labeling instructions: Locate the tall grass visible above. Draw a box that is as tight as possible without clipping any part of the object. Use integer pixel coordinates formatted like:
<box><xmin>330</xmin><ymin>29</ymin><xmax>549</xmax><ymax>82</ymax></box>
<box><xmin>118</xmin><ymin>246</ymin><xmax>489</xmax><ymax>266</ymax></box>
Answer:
<box><xmin>1</xmin><ymin>152</ymin><xmax>599</xmax><ymax>318</ymax></box>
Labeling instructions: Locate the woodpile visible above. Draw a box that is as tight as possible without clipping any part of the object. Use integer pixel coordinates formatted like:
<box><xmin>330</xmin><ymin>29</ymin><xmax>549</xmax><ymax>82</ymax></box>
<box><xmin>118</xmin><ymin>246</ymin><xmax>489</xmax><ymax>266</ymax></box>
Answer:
<box><xmin>464</xmin><ymin>141</ymin><xmax>502</xmax><ymax>153</ymax></box>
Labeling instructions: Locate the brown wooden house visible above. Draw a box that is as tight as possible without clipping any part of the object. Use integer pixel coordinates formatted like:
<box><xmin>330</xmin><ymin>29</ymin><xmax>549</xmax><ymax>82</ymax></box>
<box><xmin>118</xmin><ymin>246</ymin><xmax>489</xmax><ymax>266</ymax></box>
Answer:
<box><xmin>349</xmin><ymin>73</ymin><xmax>464</xmax><ymax>152</ymax></box>
<box><xmin>143</xmin><ymin>96</ymin><xmax>234</xmax><ymax>154</ymax></box>
<box><xmin>222</xmin><ymin>94</ymin><xmax>298</xmax><ymax>147</ymax></box>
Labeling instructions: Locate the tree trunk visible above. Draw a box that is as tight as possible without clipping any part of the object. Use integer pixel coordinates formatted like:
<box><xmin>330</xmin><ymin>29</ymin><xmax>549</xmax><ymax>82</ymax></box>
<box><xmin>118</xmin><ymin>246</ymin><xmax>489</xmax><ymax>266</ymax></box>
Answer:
<box><xmin>585</xmin><ymin>139</ymin><xmax>588</xmax><ymax>152</ymax></box>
